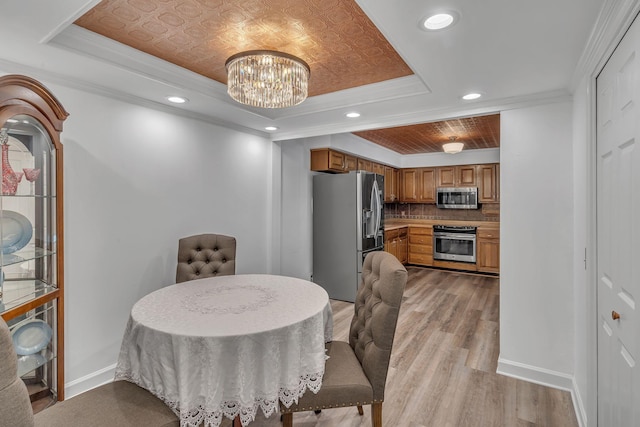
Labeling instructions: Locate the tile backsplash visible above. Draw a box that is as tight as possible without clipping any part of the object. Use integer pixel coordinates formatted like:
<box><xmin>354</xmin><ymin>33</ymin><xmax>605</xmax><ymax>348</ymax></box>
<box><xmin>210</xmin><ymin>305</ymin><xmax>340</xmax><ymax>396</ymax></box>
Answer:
<box><xmin>385</xmin><ymin>203</ymin><xmax>499</xmax><ymax>222</ymax></box>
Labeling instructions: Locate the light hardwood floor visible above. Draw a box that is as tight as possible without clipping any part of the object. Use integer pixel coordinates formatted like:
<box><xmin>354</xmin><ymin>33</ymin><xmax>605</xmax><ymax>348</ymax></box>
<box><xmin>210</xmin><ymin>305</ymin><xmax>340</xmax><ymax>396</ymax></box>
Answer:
<box><xmin>223</xmin><ymin>266</ymin><xmax>578</xmax><ymax>427</ymax></box>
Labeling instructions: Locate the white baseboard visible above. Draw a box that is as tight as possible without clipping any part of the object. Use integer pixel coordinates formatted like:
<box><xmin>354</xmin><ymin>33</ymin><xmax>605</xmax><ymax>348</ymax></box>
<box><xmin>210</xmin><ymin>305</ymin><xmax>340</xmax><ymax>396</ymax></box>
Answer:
<box><xmin>64</xmin><ymin>363</ymin><xmax>116</xmax><ymax>399</ymax></box>
<box><xmin>497</xmin><ymin>357</ymin><xmax>585</xmax><ymax>426</ymax></box>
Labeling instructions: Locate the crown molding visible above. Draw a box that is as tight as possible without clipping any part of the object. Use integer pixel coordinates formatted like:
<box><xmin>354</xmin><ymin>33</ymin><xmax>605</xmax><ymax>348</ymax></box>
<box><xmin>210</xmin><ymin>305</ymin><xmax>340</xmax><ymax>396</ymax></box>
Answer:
<box><xmin>570</xmin><ymin>0</ymin><xmax>640</xmax><ymax>90</ymax></box>
<box><xmin>0</xmin><ymin>58</ymin><xmax>267</xmax><ymax>139</ymax></box>
<box><xmin>272</xmin><ymin>89</ymin><xmax>572</xmax><ymax>141</ymax></box>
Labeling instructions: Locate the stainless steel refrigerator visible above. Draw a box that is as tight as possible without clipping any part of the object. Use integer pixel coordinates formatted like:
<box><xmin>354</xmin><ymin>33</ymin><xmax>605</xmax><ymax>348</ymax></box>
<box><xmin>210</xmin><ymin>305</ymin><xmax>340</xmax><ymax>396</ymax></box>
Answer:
<box><xmin>312</xmin><ymin>171</ymin><xmax>384</xmax><ymax>302</ymax></box>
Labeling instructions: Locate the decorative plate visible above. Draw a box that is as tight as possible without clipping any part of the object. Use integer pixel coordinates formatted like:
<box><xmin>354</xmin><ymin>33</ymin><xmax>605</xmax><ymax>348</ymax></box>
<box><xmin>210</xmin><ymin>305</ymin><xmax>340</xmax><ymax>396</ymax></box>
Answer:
<box><xmin>17</xmin><ymin>353</ymin><xmax>47</xmax><ymax>376</ymax></box>
<box><xmin>1</xmin><ymin>210</ymin><xmax>33</xmax><ymax>254</ymax></box>
<box><xmin>11</xmin><ymin>319</ymin><xmax>52</xmax><ymax>356</ymax></box>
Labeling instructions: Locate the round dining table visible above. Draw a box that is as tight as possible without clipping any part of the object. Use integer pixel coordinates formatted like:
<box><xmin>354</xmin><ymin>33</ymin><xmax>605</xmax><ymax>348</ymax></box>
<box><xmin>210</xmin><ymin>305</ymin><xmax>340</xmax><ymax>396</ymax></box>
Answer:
<box><xmin>114</xmin><ymin>274</ymin><xmax>333</xmax><ymax>427</ymax></box>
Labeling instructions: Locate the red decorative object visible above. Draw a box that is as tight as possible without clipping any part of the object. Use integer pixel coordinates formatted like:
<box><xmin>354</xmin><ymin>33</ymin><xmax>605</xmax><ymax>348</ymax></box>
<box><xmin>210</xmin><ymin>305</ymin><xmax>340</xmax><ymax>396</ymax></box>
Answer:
<box><xmin>1</xmin><ymin>132</ymin><xmax>19</xmax><ymax>195</ymax></box>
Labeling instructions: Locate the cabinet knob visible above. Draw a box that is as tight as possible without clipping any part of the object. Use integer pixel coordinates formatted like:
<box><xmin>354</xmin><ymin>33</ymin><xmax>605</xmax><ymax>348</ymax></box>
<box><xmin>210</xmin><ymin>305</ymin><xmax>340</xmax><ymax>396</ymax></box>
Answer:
<box><xmin>612</xmin><ymin>310</ymin><xmax>620</xmax><ymax>321</ymax></box>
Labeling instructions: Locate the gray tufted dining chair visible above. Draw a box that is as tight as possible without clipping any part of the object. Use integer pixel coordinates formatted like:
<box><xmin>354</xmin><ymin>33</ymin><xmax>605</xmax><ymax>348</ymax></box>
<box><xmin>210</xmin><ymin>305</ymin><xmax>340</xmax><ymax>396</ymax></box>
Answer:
<box><xmin>281</xmin><ymin>250</ymin><xmax>407</xmax><ymax>427</ymax></box>
<box><xmin>176</xmin><ymin>233</ymin><xmax>236</xmax><ymax>283</ymax></box>
<box><xmin>0</xmin><ymin>317</ymin><xmax>178</xmax><ymax>427</ymax></box>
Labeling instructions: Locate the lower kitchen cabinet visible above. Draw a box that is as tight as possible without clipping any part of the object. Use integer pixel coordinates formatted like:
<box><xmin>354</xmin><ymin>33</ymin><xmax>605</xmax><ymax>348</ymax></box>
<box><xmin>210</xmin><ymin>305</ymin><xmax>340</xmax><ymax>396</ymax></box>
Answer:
<box><xmin>385</xmin><ymin>227</ymin><xmax>408</xmax><ymax>264</ymax></box>
<box><xmin>408</xmin><ymin>226</ymin><xmax>433</xmax><ymax>266</ymax></box>
<box><xmin>477</xmin><ymin>227</ymin><xmax>500</xmax><ymax>273</ymax></box>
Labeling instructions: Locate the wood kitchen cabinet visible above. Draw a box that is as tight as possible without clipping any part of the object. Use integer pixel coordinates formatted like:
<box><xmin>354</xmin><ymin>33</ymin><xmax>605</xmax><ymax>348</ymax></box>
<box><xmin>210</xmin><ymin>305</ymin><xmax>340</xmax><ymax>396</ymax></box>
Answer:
<box><xmin>400</xmin><ymin>169</ymin><xmax>419</xmax><ymax>202</ymax></box>
<box><xmin>417</xmin><ymin>167</ymin><xmax>436</xmax><ymax>203</ymax></box>
<box><xmin>408</xmin><ymin>226</ymin><xmax>433</xmax><ymax>266</ymax></box>
<box><xmin>478</xmin><ymin>163</ymin><xmax>499</xmax><ymax>202</ymax></box>
<box><xmin>397</xmin><ymin>228</ymin><xmax>408</xmax><ymax>264</ymax></box>
<box><xmin>437</xmin><ymin>165</ymin><xmax>478</xmax><ymax>187</ymax></box>
<box><xmin>384</xmin><ymin>166</ymin><xmax>399</xmax><ymax>202</ymax></box>
<box><xmin>372</xmin><ymin>162</ymin><xmax>385</xmax><ymax>175</ymax></box>
<box><xmin>356</xmin><ymin>158</ymin><xmax>371</xmax><ymax>172</ymax></box>
<box><xmin>385</xmin><ymin>228</ymin><xmax>408</xmax><ymax>264</ymax></box>
<box><xmin>311</xmin><ymin>148</ymin><xmax>353</xmax><ymax>173</ymax></box>
<box><xmin>476</xmin><ymin>227</ymin><xmax>500</xmax><ymax>273</ymax></box>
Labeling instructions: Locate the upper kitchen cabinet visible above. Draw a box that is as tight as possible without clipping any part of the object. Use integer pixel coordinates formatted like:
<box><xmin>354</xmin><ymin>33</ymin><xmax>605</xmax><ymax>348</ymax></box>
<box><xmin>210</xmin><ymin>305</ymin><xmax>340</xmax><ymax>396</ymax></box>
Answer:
<box><xmin>437</xmin><ymin>165</ymin><xmax>478</xmax><ymax>187</ymax></box>
<box><xmin>384</xmin><ymin>166</ymin><xmax>399</xmax><ymax>202</ymax></box>
<box><xmin>311</xmin><ymin>148</ymin><xmax>352</xmax><ymax>173</ymax></box>
<box><xmin>357</xmin><ymin>158</ymin><xmax>372</xmax><ymax>172</ymax></box>
<box><xmin>478</xmin><ymin>163</ymin><xmax>500</xmax><ymax>202</ymax></box>
<box><xmin>0</xmin><ymin>75</ymin><xmax>68</xmax><ymax>403</ymax></box>
<box><xmin>399</xmin><ymin>167</ymin><xmax>436</xmax><ymax>203</ymax></box>
<box><xmin>399</xmin><ymin>168</ymin><xmax>419</xmax><ymax>202</ymax></box>
<box><xmin>417</xmin><ymin>168</ymin><xmax>436</xmax><ymax>203</ymax></box>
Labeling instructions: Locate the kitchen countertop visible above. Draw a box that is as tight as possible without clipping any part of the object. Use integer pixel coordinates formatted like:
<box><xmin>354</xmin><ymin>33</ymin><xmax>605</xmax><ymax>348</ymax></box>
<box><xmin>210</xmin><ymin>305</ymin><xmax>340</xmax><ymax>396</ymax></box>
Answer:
<box><xmin>384</xmin><ymin>218</ymin><xmax>499</xmax><ymax>230</ymax></box>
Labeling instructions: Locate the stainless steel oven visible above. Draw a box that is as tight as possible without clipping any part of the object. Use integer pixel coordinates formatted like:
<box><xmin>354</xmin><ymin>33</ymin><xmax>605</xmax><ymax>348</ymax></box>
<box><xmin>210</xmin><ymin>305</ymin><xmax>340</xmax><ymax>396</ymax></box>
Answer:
<box><xmin>433</xmin><ymin>225</ymin><xmax>477</xmax><ymax>263</ymax></box>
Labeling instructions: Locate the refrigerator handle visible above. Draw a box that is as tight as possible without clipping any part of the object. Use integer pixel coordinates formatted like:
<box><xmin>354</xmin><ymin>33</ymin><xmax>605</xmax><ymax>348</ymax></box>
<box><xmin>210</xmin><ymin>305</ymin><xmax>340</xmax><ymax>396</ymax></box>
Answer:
<box><xmin>372</xmin><ymin>179</ymin><xmax>381</xmax><ymax>237</ymax></box>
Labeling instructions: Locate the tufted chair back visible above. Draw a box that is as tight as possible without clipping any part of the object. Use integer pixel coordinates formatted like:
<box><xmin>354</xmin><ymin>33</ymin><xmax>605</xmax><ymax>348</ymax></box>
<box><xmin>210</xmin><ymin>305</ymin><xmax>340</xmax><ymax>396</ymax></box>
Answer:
<box><xmin>349</xmin><ymin>250</ymin><xmax>407</xmax><ymax>402</ymax></box>
<box><xmin>176</xmin><ymin>234</ymin><xmax>236</xmax><ymax>283</ymax></box>
<box><xmin>0</xmin><ymin>317</ymin><xmax>35</xmax><ymax>427</ymax></box>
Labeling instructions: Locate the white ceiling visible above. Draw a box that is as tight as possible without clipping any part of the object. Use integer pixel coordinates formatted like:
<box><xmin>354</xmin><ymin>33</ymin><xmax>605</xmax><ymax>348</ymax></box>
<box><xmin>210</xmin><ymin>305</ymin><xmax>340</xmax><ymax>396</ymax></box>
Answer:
<box><xmin>0</xmin><ymin>0</ymin><xmax>604</xmax><ymax>141</ymax></box>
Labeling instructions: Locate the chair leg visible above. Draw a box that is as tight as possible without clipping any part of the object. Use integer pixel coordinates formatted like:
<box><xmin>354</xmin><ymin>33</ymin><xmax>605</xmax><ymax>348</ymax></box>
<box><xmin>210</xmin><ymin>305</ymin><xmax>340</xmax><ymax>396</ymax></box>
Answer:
<box><xmin>233</xmin><ymin>415</ymin><xmax>242</xmax><ymax>427</ymax></box>
<box><xmin>371</xmin><ymin>402</ymin><xmax>382</xmax><ymax>427</ymax></box>
<box><xmin>282</xmin><ymin>412</ymin><xmax>293</xmax><ymax>427</ymax></box>
<box><xmin>357</xmin><ymin>405</ymin><xmax>364</xmax><ymax>415</ymax></box>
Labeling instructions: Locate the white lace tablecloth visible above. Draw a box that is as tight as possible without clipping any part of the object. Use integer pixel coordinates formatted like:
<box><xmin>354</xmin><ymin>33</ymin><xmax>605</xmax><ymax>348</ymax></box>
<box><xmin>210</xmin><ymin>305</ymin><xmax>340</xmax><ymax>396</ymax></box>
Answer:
<box><xmin>114</xmin><ymin>274</ymin><xmax>333</xmax><ymax>427</ymax></box>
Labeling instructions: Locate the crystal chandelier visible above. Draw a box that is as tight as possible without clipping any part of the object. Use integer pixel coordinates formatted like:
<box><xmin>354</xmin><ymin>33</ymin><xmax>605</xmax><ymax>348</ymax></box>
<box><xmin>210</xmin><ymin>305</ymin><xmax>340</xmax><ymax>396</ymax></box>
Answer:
<box><xmin>443</xmin><ymin>136</ymin><xmax>464</xmax><ymax>154</ymax></box>
<box><xmin>225</xmin><ymin>50</ymin><xmax>310</xmax><ymax>109</ymax></box>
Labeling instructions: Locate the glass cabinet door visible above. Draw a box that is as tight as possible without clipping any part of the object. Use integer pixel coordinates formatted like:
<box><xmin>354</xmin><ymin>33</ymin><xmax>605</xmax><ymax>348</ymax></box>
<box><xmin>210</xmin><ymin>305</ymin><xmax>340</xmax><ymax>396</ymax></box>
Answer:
<box><xmin>0</xmin><ymin>118</ymin><xmax>59</xmax><ymax>405</ymax></box>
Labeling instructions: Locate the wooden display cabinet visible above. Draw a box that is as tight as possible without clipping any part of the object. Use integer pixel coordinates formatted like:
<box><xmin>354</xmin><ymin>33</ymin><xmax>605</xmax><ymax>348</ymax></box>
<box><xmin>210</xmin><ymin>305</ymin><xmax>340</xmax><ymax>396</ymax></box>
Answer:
<box><xmin>0</xmin><ymin>75</ymin><xmax>68</xmax><ymax>404</ymax></box>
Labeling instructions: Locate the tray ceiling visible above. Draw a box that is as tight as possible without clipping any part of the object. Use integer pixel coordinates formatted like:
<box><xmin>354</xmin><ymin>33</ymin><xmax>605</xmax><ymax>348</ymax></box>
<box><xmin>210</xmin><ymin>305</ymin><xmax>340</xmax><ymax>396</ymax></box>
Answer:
<box><xmin>74</xmin><ymin>0</ymin><xmax>413</xmax><ymax>97</ymax></box>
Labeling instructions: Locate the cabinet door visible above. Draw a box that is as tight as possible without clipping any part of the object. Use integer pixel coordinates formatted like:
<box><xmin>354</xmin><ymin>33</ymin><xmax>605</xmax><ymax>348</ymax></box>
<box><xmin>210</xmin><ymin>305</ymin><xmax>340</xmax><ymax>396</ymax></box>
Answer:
<box><xmin>344</xmin><ymin>154</ymin><xmax>357</xmax><ymax>171</ymax></box>
<box><xmin>417</xmin><ymin>168</ymin><xmax>436</xmax><ymax>203</ymax></box>
<box><xmin>357</xmin><ymin>158</ymin><xmax>372</xmax><ymax>172</ymax></box>
<box><xmin>372</xmin><ymin>162</ymin><xmax>385</xmax><ymax>175</ymax></box>
<box><xmin>478</xmin><ymin>164</ymin><xmax>498</xmax><ymax>202</ymax></box>
<box><xmin>384</xmin><ymin>166</ymin><xmax>398</xmax><ymax>202</ymax></box>
<box><xmin>329</xmin><ymin>150</ymin><xmax>345</xmax><ymax>170</ymax></box>
<box><xmin>400</xmin><ymin>169</ymin><xmax>419</xmax><ymax>202</ymax></box>
<box><xmin>458</xmin><ymin>165</ymin><xmax>478</xmax><ymax>186</ymax></box>
<box><xmin>397</xmin><ymin>231</ymin><xmax>408</xmax><ymax>264</ymax></box>
<box><xmin>437</xmin><ymin>167</ymin><xmax>456</xmax><ymax>187</ymax></box>
<box><xmin>477</xmin><ymin>239</ymin><xmax>500</xmax><ymax>273</ymax></box>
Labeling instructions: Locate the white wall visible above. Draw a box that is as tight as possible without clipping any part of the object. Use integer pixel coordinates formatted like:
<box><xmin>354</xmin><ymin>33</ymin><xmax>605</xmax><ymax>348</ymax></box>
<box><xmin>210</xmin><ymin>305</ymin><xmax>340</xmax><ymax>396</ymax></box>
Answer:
<box><xmin>498</xmin><ymin>101</ymin><xmax>575</xmax><ymax>387</ymax></box>
<box><xmin>15</xmin><ymin>78</ymin><xmax>274</xmax><ymax>395</ymax></box>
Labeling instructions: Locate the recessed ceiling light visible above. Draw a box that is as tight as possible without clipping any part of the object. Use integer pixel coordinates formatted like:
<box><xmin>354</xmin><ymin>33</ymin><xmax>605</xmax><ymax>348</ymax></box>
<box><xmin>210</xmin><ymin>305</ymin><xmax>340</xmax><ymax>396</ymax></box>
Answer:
<box><xmin>167</xmin><ymin>96</ymin><xmax>188</xmax><ymax>104</ymax></box>
<box><xmin>265</xmin><ymin>126</ymin><xmax>278</xmax><ymax>131</ymax></box>
<box><xmin>421</xmin><ymin>12</ymin><xmax>458</xmax><ymax>31</ymax></box>
<box><xmin>346</xmin><ymin>112</ymin><xmax>360</xmax><ymax>118</ymax></box>
<box><xmin>462</xmin><ymin>93</ymin><xmax>482</xmax><ymax>100</ymax></box>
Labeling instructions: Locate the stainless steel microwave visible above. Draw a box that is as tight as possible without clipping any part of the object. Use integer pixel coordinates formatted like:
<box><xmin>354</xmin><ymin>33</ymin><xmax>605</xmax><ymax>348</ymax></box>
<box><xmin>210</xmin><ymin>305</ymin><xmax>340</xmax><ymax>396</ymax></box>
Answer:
<box><xmin>436</xmin><ymin>187</ymin><xmax>478</xmax><ymax>209</ymax></box>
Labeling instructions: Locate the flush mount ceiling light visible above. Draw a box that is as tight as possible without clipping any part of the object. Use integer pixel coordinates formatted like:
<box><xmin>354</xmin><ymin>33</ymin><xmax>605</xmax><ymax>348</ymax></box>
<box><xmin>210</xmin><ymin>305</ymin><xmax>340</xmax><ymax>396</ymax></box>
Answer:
<box><xmin>421</xmin><ymin>11</ymin><xmax>459</xmax><ymax>31</ymax></box>
<box><xmin>225</xmin><ymin>50</ymin><xmax>310</xmax><ymax>109</ymax></box>
<box><xmin>443</xmin><ymin>136</ymin><xmax>464</xmax><ymax>154</ymax></box>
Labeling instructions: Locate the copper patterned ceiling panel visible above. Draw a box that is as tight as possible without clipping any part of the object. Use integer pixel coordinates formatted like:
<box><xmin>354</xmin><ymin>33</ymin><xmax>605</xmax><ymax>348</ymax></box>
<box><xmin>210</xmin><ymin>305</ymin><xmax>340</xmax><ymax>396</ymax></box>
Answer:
<box><xmin>353</xmin><ymin>114</ymin><xmax>501</xmax><ymax>155</ymax></box>
<box><xmin>74</xmin><ymin>0</ymin><xmax>413</xmax><ymax>97</ymax></box>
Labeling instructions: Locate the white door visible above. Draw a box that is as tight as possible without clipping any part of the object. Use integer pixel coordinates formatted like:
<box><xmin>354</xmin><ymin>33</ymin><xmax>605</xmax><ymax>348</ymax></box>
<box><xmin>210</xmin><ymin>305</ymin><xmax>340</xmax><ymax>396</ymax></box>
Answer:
<box><xmin>596</xmin><ymin>13</ymin><xmax>640</xmax><ymax>426</ymax></box>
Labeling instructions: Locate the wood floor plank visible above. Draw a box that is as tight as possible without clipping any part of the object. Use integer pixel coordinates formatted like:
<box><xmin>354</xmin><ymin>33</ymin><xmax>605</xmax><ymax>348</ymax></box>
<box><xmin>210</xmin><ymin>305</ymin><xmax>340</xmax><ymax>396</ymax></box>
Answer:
<box><xmin>216</xmin><ymin>267</ymin><xmax>579</xmax><ymax>427</ymax></box>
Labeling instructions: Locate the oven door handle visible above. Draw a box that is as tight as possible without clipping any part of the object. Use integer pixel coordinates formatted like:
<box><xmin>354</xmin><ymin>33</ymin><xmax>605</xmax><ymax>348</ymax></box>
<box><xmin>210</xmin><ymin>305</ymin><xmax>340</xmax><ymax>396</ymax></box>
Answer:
<box><xmin>434</xmin><ymin>233</ymin><xmax>476</xmax><ymax>240</ymax></box>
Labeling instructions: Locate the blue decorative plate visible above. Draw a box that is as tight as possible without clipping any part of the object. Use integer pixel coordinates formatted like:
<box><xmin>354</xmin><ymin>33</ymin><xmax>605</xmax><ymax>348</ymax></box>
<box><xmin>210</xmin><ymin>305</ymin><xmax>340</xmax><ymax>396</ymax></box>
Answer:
<box><xmin>1</xmin><ymin>210</ymin><xmax>33</xmax><ymax>254</ymax></box>
<box><xmin>11</xmin><ymin>319</ymin><xmax>52</xmax><ymax>356</ymax></box>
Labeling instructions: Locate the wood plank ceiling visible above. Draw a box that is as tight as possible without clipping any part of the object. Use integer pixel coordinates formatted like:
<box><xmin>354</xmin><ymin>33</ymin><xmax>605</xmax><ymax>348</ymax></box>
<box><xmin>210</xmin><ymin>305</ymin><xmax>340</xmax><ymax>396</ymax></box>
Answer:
<box><xmin>353</xmin><ymin>114</ymin><xmax>501</xmax><ymax>155</ymax></box>
<box><xmin>75</xmin><ymin>0</ymin><xmax>500</xmax><ymax>154</ymax></box>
